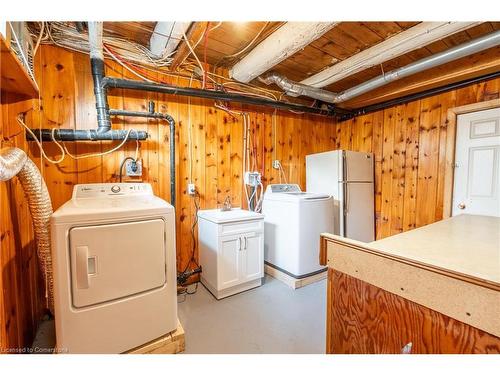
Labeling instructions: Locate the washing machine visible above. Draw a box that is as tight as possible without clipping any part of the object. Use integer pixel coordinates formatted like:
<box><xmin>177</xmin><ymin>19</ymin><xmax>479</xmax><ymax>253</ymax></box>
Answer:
<box><xmin>262</xmin><ymin>184</ymin><xmax>334</xmax><ymax>279</ymax></box>
<box><xmin>51</xmin><ymin>183</ymin><xmax>177</xmax><ymax>353</ymax></box>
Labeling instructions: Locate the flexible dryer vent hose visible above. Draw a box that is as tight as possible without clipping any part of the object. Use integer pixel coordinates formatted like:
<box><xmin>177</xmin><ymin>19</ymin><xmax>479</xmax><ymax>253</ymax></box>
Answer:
<box><xmin>0</xmin><ymin>147</ymin><xmax>54</xmax><ymax>314</ymax></box>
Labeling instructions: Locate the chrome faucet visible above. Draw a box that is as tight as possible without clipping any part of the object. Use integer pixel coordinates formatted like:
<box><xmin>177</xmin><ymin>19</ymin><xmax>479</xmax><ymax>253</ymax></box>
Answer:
<box><xmin>221</xmin><ymin>196</ymin><xmax>232</xmax><ymax>211</ymax></box>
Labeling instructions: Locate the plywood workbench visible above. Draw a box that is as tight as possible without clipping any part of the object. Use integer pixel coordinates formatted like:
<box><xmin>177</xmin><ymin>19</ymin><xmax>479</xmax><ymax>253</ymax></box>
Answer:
<box><xmin>319</xmin><ymin>214</ymin><xmax>500</xmax><ymax>354</ymax></box>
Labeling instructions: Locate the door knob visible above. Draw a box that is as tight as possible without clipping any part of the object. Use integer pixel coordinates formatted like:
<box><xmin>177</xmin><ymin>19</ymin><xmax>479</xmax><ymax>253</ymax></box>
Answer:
<box><xmin>401</xmin><ymin>342</ymin><xmax>413</xmax><ymax>354</ymax></box>
<box><xmin>458</xmin><ymin>203</ymin><xmax>466</xmax><ymax>210</ymax></box>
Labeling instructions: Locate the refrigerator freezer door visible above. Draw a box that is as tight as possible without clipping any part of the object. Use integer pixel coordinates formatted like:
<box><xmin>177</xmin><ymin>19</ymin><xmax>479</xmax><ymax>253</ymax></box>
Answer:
<box><xmin>305</xmin><ymin>150</ymin><xmax>341</xmax><ymax>196</ymax></box>
<box><xmin>341</xmin><ymin>182</ymin><xmax>375</xmax><ymax>242</ymax></box>
<box><xmin>344</xmin><ymin>151</ymin><xmax>374</xmax><ymax>182</ymax></box>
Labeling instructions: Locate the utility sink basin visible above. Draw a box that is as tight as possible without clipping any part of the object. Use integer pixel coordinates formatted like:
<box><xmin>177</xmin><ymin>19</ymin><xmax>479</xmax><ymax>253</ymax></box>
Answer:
<box><xmin>197</xmin><ymin>208</ymin><xmax>264</xmax><ymax>224</ymax></box>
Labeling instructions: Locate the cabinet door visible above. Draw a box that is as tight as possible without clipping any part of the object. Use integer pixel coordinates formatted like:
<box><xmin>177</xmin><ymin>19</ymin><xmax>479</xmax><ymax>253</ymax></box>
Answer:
<box><xmin>241</xmin><ymin>231</ymin><xmax>264</xmax><ymax>282</ymax></box>
<box><xmin>218</xmin><ymin>234</ymin><xmax>242</xmax><ymax>289</ymax></box>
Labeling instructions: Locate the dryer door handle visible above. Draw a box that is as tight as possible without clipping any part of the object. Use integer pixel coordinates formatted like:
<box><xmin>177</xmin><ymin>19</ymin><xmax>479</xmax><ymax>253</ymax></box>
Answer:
<box><xmin>76</xmin><ymin>246</ymin><xmax>90</xmax><ymax>289</ymax></box>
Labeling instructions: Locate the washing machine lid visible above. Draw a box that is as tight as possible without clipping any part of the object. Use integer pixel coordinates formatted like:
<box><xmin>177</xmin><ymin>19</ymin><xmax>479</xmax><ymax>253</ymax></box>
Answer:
<box><xmin>51</xmin><ymin>183</ymin><xmax>173</xmax><ymax>224</ymax></box>
<box><xmin>264</xmin><ymin>184</ymin><xmax>331</xmax><ymax>202</ymax></box>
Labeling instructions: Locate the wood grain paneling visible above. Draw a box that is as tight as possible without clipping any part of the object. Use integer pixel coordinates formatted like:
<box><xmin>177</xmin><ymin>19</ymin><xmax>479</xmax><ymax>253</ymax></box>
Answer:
<box><xmin>1</xmin><ymin>93</ymin><xmax>45</xmax><ymax>352</ymax></box>
<box><xmin>327</xmin><ymin>269</ymin><xmax>500</xmax><ymax>354</ymax></box>
<box><xmin>1</xmin><ymin>44</ymin><xmax>499</xmax><ymax>351</ymax></box>
<box><xmin>333</xmin><ymin>77</ymin><xmax>499</xmax><ymax>238</ymax></box>
<box><xmin>2</xmin><ymin>45</ymin><xmax>335</xmax><ymax>285</ymax></box>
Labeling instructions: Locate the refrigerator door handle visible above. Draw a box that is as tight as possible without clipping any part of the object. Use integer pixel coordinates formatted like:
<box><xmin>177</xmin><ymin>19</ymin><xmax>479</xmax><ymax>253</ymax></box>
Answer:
<box><xmin>342</xmin><ymin>151</ymin><xmax>347</xmax><ymax>181</ymax></box>
<box><xmin>345</xmin><ymin>184</ymin><xmax>349</xmax><ymax>214</ymax></box>
<box><xmin>342</xmin><ymin>182</ymin><xmax>348</xmax><ymax>237</ymax></box>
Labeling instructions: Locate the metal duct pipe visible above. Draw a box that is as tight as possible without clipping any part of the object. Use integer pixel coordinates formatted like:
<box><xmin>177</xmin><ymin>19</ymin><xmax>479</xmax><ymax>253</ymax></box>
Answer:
<box><xmin>0</xmin><ymin>146</ymin><xmax>27</xmax><ymax>180</ymax></box>
<box><xmin>262</xmin><ymin>30</ymin><xmax>500</xmax><ymax>104</ymax></box>
<box><xmin>336</xmin><ymin>30</ymin><xmax>500</xmax><ymax>103</ymax></box>
<box><xmin>259</xmin><ymin>72</ymin><xmax>339</xmax><ymax>103</ymax></box>
<box><xmin>0</xmin><ymin>147</ymin><xmax>54</xmax><ymax>314</ymax></box>
<box><xmin>88</xmin><ymin>21</ymin><xmax>111</xmax><ymax>133</ymax></box>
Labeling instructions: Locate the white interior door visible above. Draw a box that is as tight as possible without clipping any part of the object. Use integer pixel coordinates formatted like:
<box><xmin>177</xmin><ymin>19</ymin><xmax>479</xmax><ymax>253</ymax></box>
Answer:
<box><xmin>453</xmin><ymin>107</ymin><xmax>500</xmax><ymax>217</ymax></box>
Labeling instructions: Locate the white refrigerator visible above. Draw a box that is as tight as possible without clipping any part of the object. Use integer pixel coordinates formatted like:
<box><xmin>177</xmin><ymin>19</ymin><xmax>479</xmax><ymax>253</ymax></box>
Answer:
<box><xmin>306</xmin><ymin>150</ymin><xmax>375</xmax><ymax>242</ymax></box>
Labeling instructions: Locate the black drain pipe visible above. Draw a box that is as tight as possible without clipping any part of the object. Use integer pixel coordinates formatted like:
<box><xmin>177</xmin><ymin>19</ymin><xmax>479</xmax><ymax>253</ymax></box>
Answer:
<box><xmin>27</xmin><ymin>128</ymin><xmax>148</xmax><ymax>141</ymax></box>
<box><xmin>101</xmin><ymin>77</ymin><xmax>349</xmax><ymax>117</ymax></box>
<box><xmin>339</xmin><ymin>70</ymin><xmax>500</xmax><ymax>121</ymax></box>
<box><xmin>92</xmin><ymin>56</ymin><xmax>112</xmax><ymax>134</ymax></box>
<box><xmin>27</xmin><ymin>22</ymin><xmax>149</xmax><ymax>143</ymax></box>
<box><xmin>109</xmin><ymin>107</ymin><xmax>176</xmax><ymax>208</ymax></box>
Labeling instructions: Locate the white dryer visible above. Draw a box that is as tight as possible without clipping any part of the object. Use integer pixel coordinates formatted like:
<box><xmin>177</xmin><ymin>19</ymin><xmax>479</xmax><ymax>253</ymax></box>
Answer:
<box><xmin>51</xmin><ymin>183</ymin><xmax>177</xmax><ymax>353</ymax></box>
<box><xmin>262</xmin><ymin>184</ymin><xmax>334</xmax><ymax>279</ymax></box>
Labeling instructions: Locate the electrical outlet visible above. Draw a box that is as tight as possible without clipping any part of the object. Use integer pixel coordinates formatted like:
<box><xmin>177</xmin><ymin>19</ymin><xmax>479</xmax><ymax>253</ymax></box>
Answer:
<box><xmin>125</xmin><ymin>159</ymin><xmax>142</xmax><ymax>177</ymax></box>
<box><xmin>244</xmin><ymin>171</ymin><xmax>261</xmax><ymax>187</ymax></box>
<box><xmin>272</xmin><ymin>160</ymin><xmax>281</xmax><ymax>170</ymax></box>
<box><xmin>187</xmin><ymin>183</ymin><xmax>196</xmax><ymax>195</ymax></box>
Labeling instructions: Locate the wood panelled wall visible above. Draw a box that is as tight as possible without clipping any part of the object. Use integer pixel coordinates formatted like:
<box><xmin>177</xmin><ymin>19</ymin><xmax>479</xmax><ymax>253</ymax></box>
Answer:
<box><xmin>25</xmin><ymin>45</ymin><xmax>338</xmax><ymax>270</ymax></box>
<box><xmin>1</xmin><ymin>93</ymin><xmax>46</xmax><ymax>352</ymax></box>
<box><xmin>1</xmin><ymin>44</ymin><xmax>338</xmax><ymax>350</ymax></box>
<box><xmin>338</xmin><ymin>79</ymin><xmax>499</xmax><ymax>238</ymax></box>
<box><xmin>1</xmin><ymin>44</ymin><xmax>499</xmax><ymax>350</ymax></box>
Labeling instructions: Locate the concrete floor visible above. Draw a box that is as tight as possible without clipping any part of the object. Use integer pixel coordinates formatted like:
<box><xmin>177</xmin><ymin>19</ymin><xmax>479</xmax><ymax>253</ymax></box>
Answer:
<box><xmin>31</xmin><ymin>276</ymin><xmax>326</xmax><ymax>354</ymax></box>
<box><xmin>178</xmin><ymin>275</ymin><xmax>327</xmax><ymax>354</ymax></box>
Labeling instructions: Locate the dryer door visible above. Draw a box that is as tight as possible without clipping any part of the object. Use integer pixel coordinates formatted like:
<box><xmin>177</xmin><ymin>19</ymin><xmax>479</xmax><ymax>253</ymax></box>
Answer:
<box><xmin>69</xmin><ymin>219</ymin><xmax>166</xmax><ymax>308</ymax></box>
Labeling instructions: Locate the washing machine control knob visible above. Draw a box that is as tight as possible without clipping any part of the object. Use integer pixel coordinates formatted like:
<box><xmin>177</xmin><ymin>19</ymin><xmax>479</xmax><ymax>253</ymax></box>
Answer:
<box><xmin>111</xmin><ymin>185</ymin><xmax>121</xmax><ymax>193</ymax></box>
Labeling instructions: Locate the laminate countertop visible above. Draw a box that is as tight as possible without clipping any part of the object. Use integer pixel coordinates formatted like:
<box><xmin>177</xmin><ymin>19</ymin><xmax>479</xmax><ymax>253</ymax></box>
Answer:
<box><xmin>369</xmin><ymin>214</ymin><xmax>500</xmax><ymax>286</ymax></box>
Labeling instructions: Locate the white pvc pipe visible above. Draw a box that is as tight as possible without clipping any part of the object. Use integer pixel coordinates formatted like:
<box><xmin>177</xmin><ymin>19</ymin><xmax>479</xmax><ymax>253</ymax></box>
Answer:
<box><xmin>230</xmin><ymin>22</ymin><xmax>338</xmax><ymax>83</ymax></box>
<box><xmin>150</xmin><ymin>22</ymin><xmax>191</xmax><ymax>57</ymax></box>
<box><xmin>88</xmin><ymin>21</ymin><xmax>104</xmax><ymax>61</ymax></box>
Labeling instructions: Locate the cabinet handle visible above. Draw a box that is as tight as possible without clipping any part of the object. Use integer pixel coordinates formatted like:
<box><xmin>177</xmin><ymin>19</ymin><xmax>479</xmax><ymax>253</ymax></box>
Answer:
<box><xmin>244</xmin><ymin>236</ymin><xmax>248</xmax><ymax>250</ymax></box>
<box><xmin>238</xmin><ymin>237</ymin><xmax>242</xmax><ymax>251</ymax></box>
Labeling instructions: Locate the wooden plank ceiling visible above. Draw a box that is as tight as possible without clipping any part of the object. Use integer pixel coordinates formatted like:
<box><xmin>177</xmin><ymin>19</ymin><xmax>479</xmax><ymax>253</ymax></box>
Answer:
<box><xmin>93</xmin><ymin>21</ymin><xmax>500</xmax><ymax>108</ymax></box>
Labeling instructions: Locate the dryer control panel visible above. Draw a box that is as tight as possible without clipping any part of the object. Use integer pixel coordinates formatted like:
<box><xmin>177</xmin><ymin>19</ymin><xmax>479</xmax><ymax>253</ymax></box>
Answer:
<box><xmin>72</xmin><ymin>183</ymin><xmax>153</xmax><ymax>199</ymax></box>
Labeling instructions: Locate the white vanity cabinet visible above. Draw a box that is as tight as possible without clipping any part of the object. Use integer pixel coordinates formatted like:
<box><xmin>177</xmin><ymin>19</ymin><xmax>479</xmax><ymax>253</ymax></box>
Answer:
<box><xmin>198</xmin><ymin>209</ymin><xmax>265</xmax><ymax>299</ymax></box>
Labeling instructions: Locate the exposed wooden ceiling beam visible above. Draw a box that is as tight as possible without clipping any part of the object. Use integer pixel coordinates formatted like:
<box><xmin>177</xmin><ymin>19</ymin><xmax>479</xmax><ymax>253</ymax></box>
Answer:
<box><xmin>230</xmin><ymin>22</ymin><xmax>338</xmax><ymax>83</ymax></box>
<box><xmin>301</xmin><ymin>22</ymin><xmax>482</xmax><ymax>88</ymax></box>
<box><xmin>170</xmin><ymin>21</ymin><xmax>208</xmax><ymax>70</ymax></box>
<box><xmin>339</xmin><ymin>46</ymin><xmax>500</xmax><ymax>108</ymax></box>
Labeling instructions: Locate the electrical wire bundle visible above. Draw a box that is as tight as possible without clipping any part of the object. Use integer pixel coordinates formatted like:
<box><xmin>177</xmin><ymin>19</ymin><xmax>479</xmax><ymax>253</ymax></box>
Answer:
<box><xmin>214</xmin><ymin>101</ymin><xmax>266</xmax><ymax>212</ymax></box>
<box><xmin>29</xmin><ymin>22</ymin><xmax>175</xmax><ymax>68</ymax></box>
<box><xmin>28</xmin><ymin>21</ymin><xmax>282</xmax><ymax>102</ymax></box>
